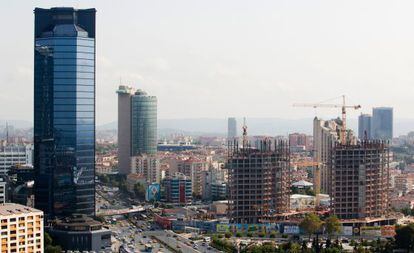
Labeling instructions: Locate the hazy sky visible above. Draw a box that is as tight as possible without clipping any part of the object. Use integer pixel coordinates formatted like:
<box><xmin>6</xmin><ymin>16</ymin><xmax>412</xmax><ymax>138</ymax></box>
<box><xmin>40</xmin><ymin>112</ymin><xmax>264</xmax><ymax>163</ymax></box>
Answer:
<box><xmin>1</xmin><ymin>0</ymin><xmax>413</xmax><ymax>125</ymax></box>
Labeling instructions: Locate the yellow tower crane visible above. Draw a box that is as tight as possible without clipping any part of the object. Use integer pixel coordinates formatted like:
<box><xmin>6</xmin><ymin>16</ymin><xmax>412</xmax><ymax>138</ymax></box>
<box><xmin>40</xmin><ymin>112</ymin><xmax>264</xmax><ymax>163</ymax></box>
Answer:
<box><xmin>293</xmin><ymin>95</ymin><xmax>361</xmax><ymax>144</ymax></box>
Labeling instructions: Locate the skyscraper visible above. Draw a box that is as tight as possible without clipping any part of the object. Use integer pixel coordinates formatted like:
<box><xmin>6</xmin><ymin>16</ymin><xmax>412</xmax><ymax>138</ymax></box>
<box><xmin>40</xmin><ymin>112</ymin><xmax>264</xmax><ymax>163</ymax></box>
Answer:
<box><xmin>358</xmin><ymin>114</ymin><xmax>372</xmax><ymax>140</ymax></box>
<box><xmin>117</xmin><ymin>85</ymin><xmax>135</xmax><ymax>174</ymax></box>
<box><xmin>34</xmin><ymin>7</ymin><xmax>96</xmax><ymax>217</ymax></box>
<box><xmin>371</xmin><ymin>107</ymin><xmax>393</xmax><ymax>140</ymax></box>
<box><xmin>227</xmin><ymin>117</ymin><xmax>237</xmax><ymax>140</ymax></box>
<box><xmin>131</xmin><ymin>90</ymin><xmax>158</xmax><ymax>155</ymax></box>
<box><xmin>117</xmin><ymin>86</ymin><xmax>158</xmax><ymax>176</ymax></box>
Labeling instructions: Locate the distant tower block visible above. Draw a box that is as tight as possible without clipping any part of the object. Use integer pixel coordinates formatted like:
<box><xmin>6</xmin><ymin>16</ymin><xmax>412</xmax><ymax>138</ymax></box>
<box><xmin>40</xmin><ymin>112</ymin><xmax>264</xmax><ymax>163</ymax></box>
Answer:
<box><xmin>227</xmin><ymin>117</ymin><xmax>237</xmax><ymax>140</ymax></box>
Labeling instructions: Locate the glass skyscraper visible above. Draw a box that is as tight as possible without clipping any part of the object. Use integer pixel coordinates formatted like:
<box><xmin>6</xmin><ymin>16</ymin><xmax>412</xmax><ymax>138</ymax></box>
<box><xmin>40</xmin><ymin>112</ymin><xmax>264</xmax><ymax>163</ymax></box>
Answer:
<box><xmin>131</xmin><ymin>90</ymin><xmax>158</xmax><ymax>155</ymax></box>
<box><xmin>34</xmin><ymin>7</ymin><xmax>96</xmax><ymax>217</ymax></box>
<box><xmin>371</xmin><ymin>107</ymin><xmax>393</xmax><ymax>140</ymax></box>
<box><xmin>358</xmin><ymin>114</ymin><xmax>372</xmax><ymax>140</ymax></box>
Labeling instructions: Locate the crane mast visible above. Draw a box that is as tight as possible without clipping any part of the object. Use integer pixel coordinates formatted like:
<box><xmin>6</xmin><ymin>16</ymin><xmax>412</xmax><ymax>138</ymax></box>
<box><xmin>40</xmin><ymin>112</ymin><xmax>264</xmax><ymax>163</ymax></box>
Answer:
<box><xmin>293</xmin><ymin>95</ymin><xmax>361</xmax><ymax>144</ymax></box>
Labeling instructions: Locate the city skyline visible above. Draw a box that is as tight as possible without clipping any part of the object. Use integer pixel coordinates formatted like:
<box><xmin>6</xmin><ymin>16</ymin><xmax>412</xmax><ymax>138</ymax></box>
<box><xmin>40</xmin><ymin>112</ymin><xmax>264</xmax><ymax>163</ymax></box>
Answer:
<box><xmin>0</xmin><ymin>0</ymin><xmax>411</xmax><ymax>125</ymax></box>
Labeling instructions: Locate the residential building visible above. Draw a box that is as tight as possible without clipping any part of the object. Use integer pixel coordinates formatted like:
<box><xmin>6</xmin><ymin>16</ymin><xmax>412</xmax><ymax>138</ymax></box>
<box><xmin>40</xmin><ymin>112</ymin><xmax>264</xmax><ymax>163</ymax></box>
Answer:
<box><xmin>358</xmin><ymin>114</ymin><xmax>372</xmax><ymax>140</ymax></box>
<box><xmin>372</xmin><ymin>107</ymin><xmax>393</xmax><ymax>140</ymax></box>
<box><xmin>34</xmin><ymin>7</ymin><xmax>96</xmax><ymax>217</ymax></box>
<box><xmin>162</xmin><ymin>173</ymin><xmax>192</xmax><ymax>205</ymax></box>
<box><xmin>0</xmin><ymin>203</ymin><xmax>44</xmax><ymax>253</ymax></box>
<box><xmin>313</xmin><ymin>117</ymin><xmax>357</xmax><ymax>194</ymax></box>
<box><xmin>47</xmin><ymin>214</ymin><xmax>111</xmax><ymax>252</ymax></box>
<box><xmin>227</xmin><ymin>118</ymin><xmax>237</xmax><ymax>140</ymax></box>
<box><xmin>289</xmin><ymin>133</ymin><xmax>312</xmax><ymax>151</ymax></box>
<box><xmin>177</xmin><ymin>158</ymin><xmax>207</xmax><ymax>197</ymax></box>
<box><xmin>0</xmin><ymin>144</ymin><xmax>33</xmax><ymax>174</ymax></box>
<box><xmin>228</xmin><ymin>139</ymin><xmax>290</xmax><ymax>224</ymax></box>
<box><xmin>330</xmin><ymin>141</ymin><xmax>390</xmax><ymax>219</ymax></box>
<box><xmin>0</xmin><ymin>176</ymin><xmax>7</xmax><ymax>204</ymax></box>
<box><xmin>131</xmin><ymin>154</ymin><xmax>160</xmax><ymax>184</ymax></box>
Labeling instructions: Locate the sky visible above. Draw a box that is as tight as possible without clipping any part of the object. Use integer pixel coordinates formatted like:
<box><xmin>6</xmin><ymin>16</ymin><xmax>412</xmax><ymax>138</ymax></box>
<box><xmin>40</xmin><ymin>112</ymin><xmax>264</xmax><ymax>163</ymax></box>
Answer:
<box><xmin>1</xmin><ymin>0</ymin><xmax>414</xmax><ymax>125</ymax></box>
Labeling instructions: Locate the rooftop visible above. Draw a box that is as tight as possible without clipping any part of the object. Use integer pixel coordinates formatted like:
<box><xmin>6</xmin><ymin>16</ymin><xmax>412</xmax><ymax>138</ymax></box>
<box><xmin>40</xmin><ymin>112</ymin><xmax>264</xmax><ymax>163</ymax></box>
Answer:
<box><xmin>0</xmin><ymin>203</ymin><xmax>42</xmax><ymax>216</ymax></box>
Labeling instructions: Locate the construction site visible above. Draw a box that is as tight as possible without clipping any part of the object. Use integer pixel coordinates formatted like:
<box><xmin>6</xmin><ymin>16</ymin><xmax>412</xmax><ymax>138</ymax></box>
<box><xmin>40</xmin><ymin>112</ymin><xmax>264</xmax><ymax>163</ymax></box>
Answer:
<box><xmin>330</xmin><ymin>140</ymin><xmax>390</xmax><ymax>220</ymax></box>
<box><xmin>227</xmin><ymin>131</ymin><xmax>291</xmax><ymax>224</ymax></box>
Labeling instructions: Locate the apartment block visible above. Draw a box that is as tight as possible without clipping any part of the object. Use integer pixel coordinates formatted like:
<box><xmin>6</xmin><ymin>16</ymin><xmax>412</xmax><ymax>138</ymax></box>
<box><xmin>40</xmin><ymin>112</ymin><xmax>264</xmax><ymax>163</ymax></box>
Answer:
<box><xmin>0</xmin><ymin>145</ymin><xmax>33</xmax><ymax>175</ymax></box>
<box><xmin>330</xmin><ymin>141</ymin><xmax>390</xmax><ymax>219</ymax></box>
<box><xmin>0</xmin><ymin>203</ymin><xmax>43</xmax><ymax>253</ymax></box>
<box><xmin>228</xmin><ymin>139</ymin><xmax>290</xmax><ymax>224</ymax></box>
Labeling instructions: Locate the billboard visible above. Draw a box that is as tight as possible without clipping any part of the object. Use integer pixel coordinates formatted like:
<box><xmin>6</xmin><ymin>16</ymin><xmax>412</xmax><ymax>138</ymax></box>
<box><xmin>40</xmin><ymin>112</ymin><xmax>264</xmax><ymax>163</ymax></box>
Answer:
<box><xmin>284</xmin><ymin>225</ymin><xmax>300</xmax><ymax>234</ymax></box>
<box><xmin>146</xmin><ymin>183</ymin><xmax>161</xmax><ymax>202</ymax></box>
<box><xmin>360</xmin><ymin>226</ymin><xmax>381</xmax><ymax>237</ymax></box>
<box><xmin>342</xmin><ymin>226</ymin><xmax>353</xmax><ymax>236</ymax></box>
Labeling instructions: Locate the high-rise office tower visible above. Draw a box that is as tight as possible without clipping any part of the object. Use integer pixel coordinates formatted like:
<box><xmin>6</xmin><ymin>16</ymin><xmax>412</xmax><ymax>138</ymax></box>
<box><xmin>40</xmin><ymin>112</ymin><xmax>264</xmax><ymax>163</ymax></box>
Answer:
<box><xmin>131</xmin><ymin>90</ymin><xmax>157</xmax><ymax>155</ymax></box>
<box><xmin>34</xmin><ymin>7</ymin><xmax>96</xmax><ymax>217</ymax></box>
<box><xmin>358</xmin><ymin>114</ymin><xmax>372</xmax><ymax>140</ymax></box>
<box><xmin>117</xmin><ymin>85</ymin><xmax>135</xmax><ymax>174</ymax></box>
<box><xmin>372</xmin><ymin>107</ymin><xmax>393</xmax><ymax>140</ymax></box>
<box><xmin>227</xmin><ymin>117</ymin><xmax>237</xmax><ymax>140</ymax></box>
<box><xmin>228</xmin><ymin>138</ymin><xmax>290</xmax><ymax>224</ymax></box>
<box><xmin>117</xmin><ymin>87</ymin><xmax>158</xmax><ymax>176</ymax></box>
<box><xmin>330</xmin><ymin>141</ymin><xmax>390</xmax><ymax>219</ymax></box>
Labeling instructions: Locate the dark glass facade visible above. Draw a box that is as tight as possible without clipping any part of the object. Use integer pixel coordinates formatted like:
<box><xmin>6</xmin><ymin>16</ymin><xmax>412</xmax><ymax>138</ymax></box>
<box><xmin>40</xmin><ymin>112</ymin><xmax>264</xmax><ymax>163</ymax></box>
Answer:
<box><xmin>34</xmin><ymin>7</ymin><xmax>96</xmax><ymax>217</ymax></box>
<box><xmin>131</xmin><ymin>90</ymin><xmax>157</xmax><ymax>155</ymax></box>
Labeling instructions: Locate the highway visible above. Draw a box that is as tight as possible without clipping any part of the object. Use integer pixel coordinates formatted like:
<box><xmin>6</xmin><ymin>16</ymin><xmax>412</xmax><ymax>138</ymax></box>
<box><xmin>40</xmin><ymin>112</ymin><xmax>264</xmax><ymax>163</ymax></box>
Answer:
<box><xmin>146</xmin><ymin>230</ymin><xmax>220</xmax><ymax>253</ymax></box>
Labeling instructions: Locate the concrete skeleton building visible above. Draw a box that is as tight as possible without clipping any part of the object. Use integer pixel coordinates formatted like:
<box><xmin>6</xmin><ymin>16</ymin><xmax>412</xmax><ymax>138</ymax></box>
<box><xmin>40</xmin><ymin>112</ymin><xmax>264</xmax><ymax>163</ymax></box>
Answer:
<box><xmin>330</xmin><ymin>140</ymin><xmax>390</xmax><ymax>219</ymax></box>
<box><xmin>228</xmin><ymin>138</ymin><xmax>290</xmax><ymax>224</ymax></box>
<box><xmin>0</xmin><ymin>203</ymin><xmax>44</xmax><ymax>253</ymax></box>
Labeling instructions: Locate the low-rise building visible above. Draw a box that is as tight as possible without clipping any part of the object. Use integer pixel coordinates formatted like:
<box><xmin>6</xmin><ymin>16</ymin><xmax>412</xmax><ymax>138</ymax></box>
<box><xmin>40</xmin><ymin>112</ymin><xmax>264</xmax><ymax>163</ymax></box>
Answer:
<box><xmin>47</xmin><ymin>214</ymin><xmax>111</xmax><ymax>252</ymax></box>
<box><xmin>0</xmin><ymin>203</ymin><xmax>43</xmax><ymax>253</ymax></box>
<box><xmin>162</xmin><ymin>173</ymin><xmax>192</xmax><ymax>205</ymax></box>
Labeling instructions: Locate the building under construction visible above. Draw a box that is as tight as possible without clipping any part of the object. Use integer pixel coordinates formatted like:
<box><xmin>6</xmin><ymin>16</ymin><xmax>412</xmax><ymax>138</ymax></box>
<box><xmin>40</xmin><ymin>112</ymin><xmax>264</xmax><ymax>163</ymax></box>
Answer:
<box><xmin>330</xmin><ymin>140</ymin><xmax>390</xmax><ymax>219</ymax></box>
<box><xmin>228</xmin><ymin>139</ymin><xmax>290</xmax><ymax>224</ymax></box>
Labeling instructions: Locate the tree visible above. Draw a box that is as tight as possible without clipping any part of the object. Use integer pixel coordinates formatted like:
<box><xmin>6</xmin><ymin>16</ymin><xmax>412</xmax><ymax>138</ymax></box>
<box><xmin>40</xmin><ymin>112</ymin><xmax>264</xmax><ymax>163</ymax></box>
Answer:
<box><xmin>44</xmin><ymin>232</ymin><xmax>63</xmax><ymax>253</ymax></box>
<box><xmin>324</xmin><ymin>215</ymin><xmax>341</xmax><ymax>239</ymax></box>
<box><xmin>134</xmin><ymin>182</ymin><xmax>146</xmax><ymax>199</ymax></box>
<box><xmin>299</xmin><ymin>213</ymin><xmax>322</xmax><ymax>241</ymax></box>
<box><xmin>395</xmin><ymin>224</ymin><xmax>414</xmax><ymax>252</ymax></box>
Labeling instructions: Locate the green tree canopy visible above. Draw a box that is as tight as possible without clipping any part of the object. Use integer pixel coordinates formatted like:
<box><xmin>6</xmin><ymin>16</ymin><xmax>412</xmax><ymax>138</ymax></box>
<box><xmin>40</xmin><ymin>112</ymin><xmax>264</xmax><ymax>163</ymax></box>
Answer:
<box><xmin>395</xmin><ymin>224</ymin><xmax>414</xmax><ymax>252</ymax></box>
<box><xmin>134</xmin><ymin>182</ymin><xmax>146</xmax><ymax>199</ymax></box>
<box><xmin>324</xmin><ymin>215</ymin><xmax>342</xmax><ymax>238</ymax></box>
<box><xmin>299</xmin><ymin>213</ymin><xmax>322</xmax><ymax>240</ymax></box>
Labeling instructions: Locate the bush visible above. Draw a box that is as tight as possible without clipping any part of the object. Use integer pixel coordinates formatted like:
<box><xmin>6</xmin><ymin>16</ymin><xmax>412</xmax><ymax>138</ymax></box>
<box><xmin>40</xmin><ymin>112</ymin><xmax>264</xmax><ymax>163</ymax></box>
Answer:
<box><xmin>218</xmin><ymin>234</ymin><xmax>224</xmax><ymax>239</ymax></box>
<box><xmin>258</xmin><ymin>232</ymin><xmax>265</xmax><ymax>238</ymax></box>
<box><xmin>269</xmin><ymin>231</ymin><xmax>277</xmax><ymax>238</ymax></box>
<box><xmin>225</xmin><ymin>232</ymin><xmax>232</xmax><ymax>238</ymax></box>
<box><xmin>247</xmin><ymin>232</ymin><xmax>253</xmax><ymax>237</ymax></box>
<box><xmin>236</xmin><ymin>232</ymin><xmax>242</xmax><ymax>238</ymax></box>
<box><xmin>282</xmin><ymin>234</ymin><xmax>288</xmax><ymax>239</ymax></box>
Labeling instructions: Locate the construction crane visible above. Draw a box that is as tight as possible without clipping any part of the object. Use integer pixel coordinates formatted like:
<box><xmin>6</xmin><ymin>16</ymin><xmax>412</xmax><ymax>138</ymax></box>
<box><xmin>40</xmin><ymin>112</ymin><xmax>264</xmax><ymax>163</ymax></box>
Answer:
<box><xmin>293</xmin><ymin>95</ymin><xmax>361</xmax><ymax>144</ymax></box>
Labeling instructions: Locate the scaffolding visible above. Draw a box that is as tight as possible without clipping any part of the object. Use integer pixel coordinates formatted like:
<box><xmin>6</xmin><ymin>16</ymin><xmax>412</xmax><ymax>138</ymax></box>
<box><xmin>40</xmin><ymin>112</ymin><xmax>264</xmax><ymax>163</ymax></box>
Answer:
<box><xmin>227</xmin><ymin>138</ymin><xmax>290</xmax><ymax>224</ymax></box>
<box><xmin>330</xmin><ymin>140</ymin><xmax>390</xmax><ymax>220</ymax></box>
